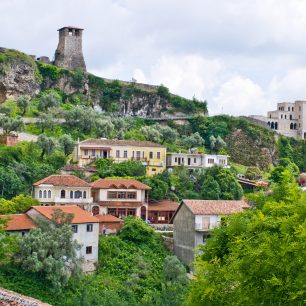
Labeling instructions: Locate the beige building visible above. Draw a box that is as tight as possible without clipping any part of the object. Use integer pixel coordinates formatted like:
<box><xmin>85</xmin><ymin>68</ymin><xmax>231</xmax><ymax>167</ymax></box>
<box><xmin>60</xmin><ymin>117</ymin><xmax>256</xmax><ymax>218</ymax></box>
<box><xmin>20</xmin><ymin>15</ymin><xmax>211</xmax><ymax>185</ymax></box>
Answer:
<box><xmin>89</xmin><ymin>178</ymin><xmax>151</xmax><ymax>220</ymax></box>
<box><xmin>251</xmin><ymin>101</ymin><xmax>306</xmax><ymax>139</ymax></box>
<box><xmin>73</xmin><ymin>139</ymin><xmax>167</xmax><ymax>176</ymax></box>
<box><xmin>32</xmin><ymin>175</ymin><xmax>93</xmax><ymax>206</ymax></box>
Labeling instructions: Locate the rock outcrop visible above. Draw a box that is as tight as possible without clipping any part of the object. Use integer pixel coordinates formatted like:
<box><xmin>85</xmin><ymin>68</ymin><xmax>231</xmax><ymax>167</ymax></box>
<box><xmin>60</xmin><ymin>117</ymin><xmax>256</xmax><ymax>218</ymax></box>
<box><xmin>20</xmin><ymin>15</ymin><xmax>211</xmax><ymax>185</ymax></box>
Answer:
<box><xmin>0</xmin><ymin>48</ymin><xmax>40</xmax><ymax>103</ymax></box>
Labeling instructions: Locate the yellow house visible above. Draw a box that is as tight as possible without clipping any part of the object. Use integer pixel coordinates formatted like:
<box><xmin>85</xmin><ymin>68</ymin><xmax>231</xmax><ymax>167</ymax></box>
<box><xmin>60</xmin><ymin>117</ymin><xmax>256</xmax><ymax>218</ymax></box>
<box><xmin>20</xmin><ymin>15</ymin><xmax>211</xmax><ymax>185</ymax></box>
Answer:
<box><xmin>73</xmin><ymin>139</ymin><xmax>167</xmax><ymax>176</ymax></box>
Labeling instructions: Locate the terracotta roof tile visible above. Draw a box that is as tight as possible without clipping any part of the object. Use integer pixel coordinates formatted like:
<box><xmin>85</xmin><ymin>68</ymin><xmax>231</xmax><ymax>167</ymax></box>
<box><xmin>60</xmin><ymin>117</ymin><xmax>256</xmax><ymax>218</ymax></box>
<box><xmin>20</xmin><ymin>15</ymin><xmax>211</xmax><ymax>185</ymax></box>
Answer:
<box><xmin>183</xmin><ymin>200</ymin><xmax>250</xmax><ymax>215</ymax></box>
<box><xmin>0</xmin><ymin>214</ymin><xmax>35</xmax><ymax>231</ymax></box>
<box><xmin>33</xmin><ymin>175</ymin><xmax>90</xmax><ymax>187</ymax></box>
<box><xmin>91</xmin><ymin>178</ymin><xmax>151</xmax><ymax>190</ymax></box>
<box><xmin>79</xmin><ymin>138</ymin><xmax>165</xmax><ymax>148</ymax></box>
<box><xmin>31</xmin><ymin>206</ymin><xmax>98</xmax><ymax>224</ymax></box>
<box><xmin>96</xmin><ymin>215</ymin><xmax>123</xmax><ymax>223</ymax></box>
<box><xmin>149</xmin><ymin>200</ymin><xmax>179</xmax><ymax>211</ymax></box>
<box><xmin>98</xmin><ymin>201</ymin><xmax>143</xmax><ymax>208</ymax></box>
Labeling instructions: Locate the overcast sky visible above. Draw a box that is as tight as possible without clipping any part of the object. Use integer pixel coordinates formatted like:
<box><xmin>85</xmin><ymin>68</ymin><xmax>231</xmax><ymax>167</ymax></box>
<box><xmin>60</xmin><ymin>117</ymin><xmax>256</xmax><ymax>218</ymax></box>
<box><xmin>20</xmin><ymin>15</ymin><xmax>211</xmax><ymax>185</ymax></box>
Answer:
<box><xmin>2</xmin><ymin>0</ymin><xmax>306</xmax><ymax>116</ymax></box>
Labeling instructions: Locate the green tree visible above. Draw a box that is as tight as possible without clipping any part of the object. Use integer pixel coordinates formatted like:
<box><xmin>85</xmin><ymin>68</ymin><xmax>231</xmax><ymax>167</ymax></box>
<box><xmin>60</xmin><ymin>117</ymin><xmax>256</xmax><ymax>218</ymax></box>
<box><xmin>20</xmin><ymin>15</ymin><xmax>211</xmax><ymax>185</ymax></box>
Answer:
<box><xmin>95</xmin><ymin>118</ymin><xmax>114</xmax><ymax>138</ymax></box>
<box><xmin>18</xmin><ymin>208</ymin><xmax>81</xmax><ymax>291</ymax></box>
<box><xmin>140</xmin><ymin>125</ymin><xmax>162</xmax><ymax>143</ymax></box>
<box><xmin>38</xmin><ymin>91</ymin><xmax>61</xmax><ymax>112</ymax></box>
<box><xmin>157</xmin><ymin>84</ymin><xmax>170</xmax><ymax>99</ymax></box>
<box><xmin>0</xmin><ymin>218</ymin><xmax>19</xmax><ymax>265</ymax></box>
<box><xmin>112</xmin><ymin>160</ymin><xmax>146</xmax><ymax>177</ymax></box>
<box><xmin>59</xmin><ymin>134</ymin><xmax>75</xmax><ymax>156</ymax></box>
<box><xmin>17</xmin><ymin>95</ymin><xmax>30</xmax><ymax>116</ymax></box>
<box><xmin>37</xmin><ymin>134</ymin><xmax>56</xmax><ymax>159</ymax></box>
<box><xmin>245</xmin><ymin>166</ymin><xmax>262</xmax><ymax>180</ymax></box>
<box><xmin>278</xmin><ymin>136</ymin><xmax>293</xmax><ymax>160</ymax></box>
<box><xmin>0</xmin><ymin>114</ymin><xmax>23</xmax><ymax>135</ymax></box>
<box><xmin>181</xmin><ymin>132</ymin><xmax>205</xmax><ymax>149</ymax></box>
<box><xmin>37</xmin><ymin>113</ymin><xmax>54</xmax><ymax>133</ymax></box>
<box><xmin>187</xmin><ymin>177</ymin><xmax>306</xmax><ymax>306</ymax></box>
<box><xmin>143</xmin><ymin>177</ymin><xmax>169</xmax><ymax>200</ymax></box>
<box><xmin>0</xmin><ymin>167</ymin><xmax>23</xmax><ymax>199</ymax></box>
<box><xmin>157</xmin><ymin>125</ymin><xmax>178</xmax><ymax>144</ymax></box>
<box><xmin>11</xmin><ymin>194</ymin><xmax>40</xmax><ymax>212</ymax></box>
<box><xmin>201</xmin><ymin>176</ymin><xmax>221</xmax><ymax>199</ymax></box>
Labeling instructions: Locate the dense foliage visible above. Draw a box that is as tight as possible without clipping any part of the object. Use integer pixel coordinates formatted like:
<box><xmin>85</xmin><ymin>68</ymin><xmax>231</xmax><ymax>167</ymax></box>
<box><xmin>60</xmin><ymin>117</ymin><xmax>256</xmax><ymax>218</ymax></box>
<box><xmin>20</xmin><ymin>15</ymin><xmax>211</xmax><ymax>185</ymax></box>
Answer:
<box><xmin>0</xmin><ymin>217</ymin><xmax>188</xmax><ymax>306</ymax></box>
<box><xmin>187</xmin><ymin>171</ymin><xmax>306</xmax><ymax>305</ymax></box>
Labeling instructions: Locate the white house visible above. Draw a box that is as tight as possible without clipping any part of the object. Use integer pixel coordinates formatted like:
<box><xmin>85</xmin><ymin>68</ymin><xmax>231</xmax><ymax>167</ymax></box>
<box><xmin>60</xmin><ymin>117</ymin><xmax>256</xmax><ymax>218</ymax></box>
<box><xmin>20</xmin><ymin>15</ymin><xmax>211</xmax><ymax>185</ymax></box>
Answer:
<box><xmin>32</xmin><ymin>175</ymin><xmax>93</xmax><ymax>206</ymax></box>
<box><xmin>167</xmin><ymin>152</ymin><xmax>229</xmax><ymax>170</ymax></box>
<box><xmin>89</xmin><ymin>178</ymin><xmax>151</xmax><ymax>220</ymax></box>
<box><xmin>26</xmin><ymin>205</ymin><xmax>99</xmax><ymax>273</ymax></box>
<box><xmin>173</xmin><ymin>200</ymin><xmax>249</xmax><ymax>267</ymax></box>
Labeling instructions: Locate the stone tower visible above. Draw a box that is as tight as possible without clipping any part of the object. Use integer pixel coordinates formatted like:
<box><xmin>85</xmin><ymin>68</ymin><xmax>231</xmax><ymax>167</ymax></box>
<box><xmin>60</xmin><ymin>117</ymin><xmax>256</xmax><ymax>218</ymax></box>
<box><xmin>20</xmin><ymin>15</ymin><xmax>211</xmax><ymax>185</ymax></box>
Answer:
<box><xmin>54</xmin><ymin>26</ymin><xmax>86</xmax><ymax>71</ymax></box>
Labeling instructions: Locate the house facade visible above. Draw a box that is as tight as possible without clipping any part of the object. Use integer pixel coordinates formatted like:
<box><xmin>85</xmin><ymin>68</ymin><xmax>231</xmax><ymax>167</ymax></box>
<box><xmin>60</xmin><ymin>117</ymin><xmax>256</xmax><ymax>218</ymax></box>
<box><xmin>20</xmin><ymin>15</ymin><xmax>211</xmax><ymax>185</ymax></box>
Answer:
<box><xmin>26</xmin><ymin>205</ymin><xmax>99</xmax><ymax>273</ymax></box>
<box><xmin>148</xmin><ymin>200</ymin><xmax>179</xmax><ymax>224</ymax></box>
<box><xmin>250</xmin><ymin>100</ymin><xmax>306</xmax><ymax>139</ymax></box>
<box><xmin>167</xmin><ymin>153</ymin><xmax>229</xmax><ymax>170</ymax></box>
<box><xmin>73</xmin><ymin>139</ymin><xmax>167</xmax><ymax>176</ymax></box>
<box><xmin>32</xmin><ymin>175</ymin><xmax>93</xmax><ymax>206</ymax></box>
<box><xmin>89</xmin><ymin>178</ymin><xmax>151</xmax><ymax>220</ymax></box>
<box><xmin>173</xmin><ymin>200</ymin><xmax>249</xmax><ymax>267</ymax></box>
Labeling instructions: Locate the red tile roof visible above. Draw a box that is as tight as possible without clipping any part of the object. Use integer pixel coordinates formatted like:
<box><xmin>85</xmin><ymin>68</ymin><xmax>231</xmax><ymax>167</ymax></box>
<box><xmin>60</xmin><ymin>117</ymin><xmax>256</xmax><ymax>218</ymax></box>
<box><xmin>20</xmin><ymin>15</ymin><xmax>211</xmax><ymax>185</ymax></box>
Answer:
<box><xmin>91</xmin><ymin>178</ymin><xmax>151</xmax><ymax>190</ymax></box>
<box><xmin>149</xmin><ymin>200</ymin><xmax>179</xmax><ymax>212</ymax></box>
<box><xmin>0</xmin><ymin>214</ymin><xmax>35</xmax><ymax>231</ymax></box>
<box><xmin>98</xmin><ymin>201</ymin><xmax>143</xmax><ymax>208</ymax></box>
<box><xmin>79</xmin><ymin>138</ymin><xmax>165</xmax><ymax>148</ymax></box>
<box><xmin>31</xmin><ymin>206</ymin><xmax>98</xmax><ymax>224</ymax></box>
<box><xmin>96</xmin><ymin>215</ymin><xmax>123</xmax><ymax>223</ymax></box>
<box><xmin>182</xmin><ymin>200</ymin><xmax>250</xmax><ymax>215</ymax></box>
<box><xmin>33</xmin><ymin>175</ymin><xmax>90</xmax><ymax>187</ymax></box>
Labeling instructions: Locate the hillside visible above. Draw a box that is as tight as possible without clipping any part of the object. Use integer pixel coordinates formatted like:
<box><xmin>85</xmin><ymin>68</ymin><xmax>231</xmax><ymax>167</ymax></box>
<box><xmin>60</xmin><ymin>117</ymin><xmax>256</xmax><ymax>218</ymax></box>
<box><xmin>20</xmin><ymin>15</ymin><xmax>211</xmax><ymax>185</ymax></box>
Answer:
<box><xmin>0</xmin><ymin>48</ymin><xmax>207</xmax><ymax>118</ymax></box>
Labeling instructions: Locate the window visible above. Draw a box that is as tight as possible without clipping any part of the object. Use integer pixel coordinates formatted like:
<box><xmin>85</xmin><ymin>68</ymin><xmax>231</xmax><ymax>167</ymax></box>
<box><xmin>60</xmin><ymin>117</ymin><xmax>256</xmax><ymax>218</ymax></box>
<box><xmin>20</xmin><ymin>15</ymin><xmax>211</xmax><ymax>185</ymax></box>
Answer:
<box><xmin>118</xmin><ymin>191</ymin><xmax>126</xmax><ymax>199</ymax></box>
<box><xmin>48</xmin><ymin>190</ymin><xmax>51</xmax><ymax>198</ymax></box>
<box><xmin>124</xmin><ymin>150</ymin><xmax>128</xmax><ymax>158</ymax></box>
<box><xmin>174</xmin><ymin>157</ymin><xmax>177</xmax><ymax>162</ymax></box>
<box><xmin>39</xmin><ymin>190</ymin><xmax>42</xmax><ymax>198</ymax></box>
<box><xmin>149</xmin><ymin>152</ymin><xmax>153</xmax><ymax>159</ymax></box>
<box><xmin>92</xmin><ymin>149</ymin><xmax>96</xmax><ymax>157</ymax></box>
<box><xmin>116</xmin><ymin>150</ymin><xmax>120</xmax><ymax>158</ymax></box>
<box><xmin>43</xmin><ymin>190</ymin><xmax>47</xmax><ymax>198</ymax></box>
<box><xmin>208</xmin><ymin>158</ymin><xmax>214</xmax><ymax>164</ymax></box>
<box><xmin>188</xmin><ymin>158</ymin><xmax>191</xmax><ymax>165</ymax></box>
<box><xmin>136</xmin><ymin>151</ymin><xmax>141</xmax><ymax>159</ymax></box>
<box><xmin>72</xmin><ymin>225</ymin><xmax>78</xmax><ymax>233</ymax></box>
<box><xmin>87</xmin><ymin>224</ymin><xmax>93</xmax><ymax>232</ymax></box>
<box><xmin>92</xmin><ymin>206</ymin><xmax>99</xmax><ymax>215</ymax></box>
<box><xmin>75</xmin><ymin>190</ymin><xmax>82</xmax><ymax>199</ymax></box>
<box><xmin>152</xmin><ymin>168</ymin><xmax>156</xmax><ymax>172</ymax></box>
<box><xmin>157</xmin><ymin>152</ymin><xmax>161</xmax><ymax>159</ymax></box>
<box><xmin>86</xmin><ymin>246</ymin><xmax>92</xmax><ymax>254</ymax></box>
<box><xmin>108</xmin><ymin>191</ymin><xmax>117</xmax><ymax>199</ymax></box>
<box><xmin>127</xmin><ymin>192</ymin><xmax>137</xmax><ymax>199</ymax></box>
<box><xmin>292</xmin><ymin>107</ymin><xmax>294</xmax><ymax>111</ymax></box>
<box><xmin>142</xmin><ymin>151</ymin><xmax>145</xmax><ymax>158</ymax></box>
<box><xmin>70</xmin><ymin>191</ymin><xmax>73</xmax><ymax>198</ymax></box>
<box><xmin>288</xmin><ymin>107</ymin><xmax>290</xmax><ymax>111</ymax></box>
<box><xmin>60</xmin><ymin>190</ymin><xmax>65</xmax><ymax>198</ymax></box>
<box><xmin>83</xmin><ymin>191</ymin><xmax>86</xmax><ymax>198</ymax></box>
<box><xmin>281</xmin><ymin>114</ymin><xmax>283</xmax><ymax>119</ymax></box>
<box><xmin>84</xmin><ymin>149</ymin><xmax>88</xmax><ymax>156</ymax></box>
<box><xmin>194</xmin><ymin>158</ymin><xmax>196</xmax><ymax>163</ymax></box>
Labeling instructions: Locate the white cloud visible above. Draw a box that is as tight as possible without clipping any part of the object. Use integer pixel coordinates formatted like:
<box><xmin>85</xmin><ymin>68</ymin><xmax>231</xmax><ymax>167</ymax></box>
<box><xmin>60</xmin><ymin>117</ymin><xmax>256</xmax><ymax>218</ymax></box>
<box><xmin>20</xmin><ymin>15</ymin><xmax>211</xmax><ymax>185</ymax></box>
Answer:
<box><xmin>211</xmin><ymin>76</ymin><xmax>270</xmax><ymax>116</ymax></box>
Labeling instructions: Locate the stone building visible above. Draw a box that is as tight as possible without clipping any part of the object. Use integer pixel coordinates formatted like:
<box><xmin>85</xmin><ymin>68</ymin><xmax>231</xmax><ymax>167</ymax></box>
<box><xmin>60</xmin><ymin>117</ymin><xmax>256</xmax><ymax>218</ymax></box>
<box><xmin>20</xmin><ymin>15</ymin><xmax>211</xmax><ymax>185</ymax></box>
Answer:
<box><xmin>54</xmin><ymin>26</ymin><xmax>86</xmax><ymax>71</ymax></box>
<box><xmin>173</xmin><ymin>200</ymin><xmax>249</xmax><ymax>267</ymax></box>
<box><xmin>250</xmin><ymin>101</ymin><xmax>306</xmax><ymax>139</ymax></box>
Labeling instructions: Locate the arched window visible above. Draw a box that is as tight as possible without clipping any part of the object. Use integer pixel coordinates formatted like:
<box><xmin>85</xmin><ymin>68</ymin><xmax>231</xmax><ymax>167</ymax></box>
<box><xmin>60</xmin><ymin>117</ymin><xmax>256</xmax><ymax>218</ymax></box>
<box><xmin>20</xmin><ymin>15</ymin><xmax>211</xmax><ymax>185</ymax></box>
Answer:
<box><xmin>60</xmin><ymin>190</ymin><xmax>66</xmax><ymax>198</ymax></box>
<box><xmin>83</xmin><ymin>191</ymin><xmax>86</xmax><ymax>198</ymax></box>
<box><xmin>39</xmin><ymin>190</ymin><xmax>42</xmax><ymax>198</ymax></box>
<box><xmin>43</xmin><ymin>190</ymin><xmax>47</xmax><ymax>198</ymax></box>
<box><xmin>275</xmin><ymin>122</ymin><xmax>278</xmax><ymax>130</ymax></box>
<box><xmin>290</xmin><ymin>123</ymin><xmax>293</xmax><ymax>130</ymax></box>
<box><xmin>48</xmin><ymin>190</ymin><xmax>51</xmax><ymax>198</ymax></box>
<box><xmin>92</xmin><ymin>206</ymin><xmax>99</xmax><ymax>215</ymax></box>
<box><xmin>294</xmin><ymin>123</ymin><xmax>297</xmax><ymax>130</ymax></box>
<box><xmin>271</xmin><ymin>122</ymin><xmax>275</xmax><ymax>129</ymax></box>
<box><xmin>75</xmin><ymin>190</ymin><xmax>82</xmax><ymax>199</ymax></box>
<box><xmin>70</xmin><ymin>191</ymin><xmax>73</xmax><ymax>198</ymax></box>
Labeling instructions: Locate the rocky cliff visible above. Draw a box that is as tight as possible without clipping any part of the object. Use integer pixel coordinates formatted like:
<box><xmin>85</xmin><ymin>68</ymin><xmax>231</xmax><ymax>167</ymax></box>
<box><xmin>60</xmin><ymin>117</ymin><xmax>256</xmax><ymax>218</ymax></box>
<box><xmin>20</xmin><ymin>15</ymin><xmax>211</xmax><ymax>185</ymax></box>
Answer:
<box><xmin>0</xmin><ymin>48</ymin><xmax>207</xmax><ymax>118</ymax></box>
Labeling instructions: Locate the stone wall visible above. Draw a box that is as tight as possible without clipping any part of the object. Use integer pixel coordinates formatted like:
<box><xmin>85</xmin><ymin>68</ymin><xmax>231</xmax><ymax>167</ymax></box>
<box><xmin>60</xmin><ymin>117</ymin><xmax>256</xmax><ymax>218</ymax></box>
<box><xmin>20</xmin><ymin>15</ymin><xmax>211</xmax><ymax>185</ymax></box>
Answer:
<box><xmin>0</xmin><ymin>288</ymin><xmax>51</xmax><ymax>306</ymax></box>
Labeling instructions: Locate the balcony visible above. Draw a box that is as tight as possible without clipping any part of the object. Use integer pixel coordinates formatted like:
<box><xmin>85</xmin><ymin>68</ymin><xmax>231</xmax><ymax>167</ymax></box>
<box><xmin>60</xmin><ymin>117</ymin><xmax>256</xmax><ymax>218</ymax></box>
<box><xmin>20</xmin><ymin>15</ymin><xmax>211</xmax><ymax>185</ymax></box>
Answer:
<box><xmin>54</xmin><ymin>197</ymin><xmax>93</xmax><ymax>204</ymax></box>
<box><xmin>195</xmin><ymin>223</ymin><xmax>211</xmax><ymax>231</ymax></box>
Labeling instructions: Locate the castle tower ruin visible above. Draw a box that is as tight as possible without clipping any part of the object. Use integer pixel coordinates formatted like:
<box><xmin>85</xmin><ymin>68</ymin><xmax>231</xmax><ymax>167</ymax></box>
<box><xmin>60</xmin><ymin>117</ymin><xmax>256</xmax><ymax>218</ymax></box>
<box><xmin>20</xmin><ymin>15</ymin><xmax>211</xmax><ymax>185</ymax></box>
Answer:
<box><xmin>54</xmin><ymin>26</ymin><xmax>86</xmax><ymax>71</ymax></box>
